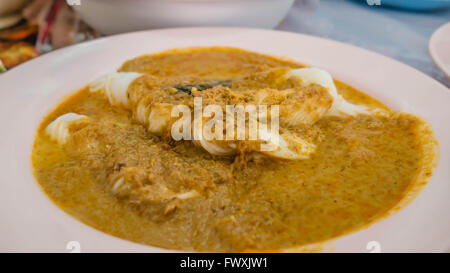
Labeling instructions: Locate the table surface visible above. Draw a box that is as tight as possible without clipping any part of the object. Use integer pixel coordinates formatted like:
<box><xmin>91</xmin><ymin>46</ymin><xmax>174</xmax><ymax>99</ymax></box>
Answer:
<box><xmin>278</xmin><ymin>0</ymin><xmax>450</xmax><ymax>88</ymax></box>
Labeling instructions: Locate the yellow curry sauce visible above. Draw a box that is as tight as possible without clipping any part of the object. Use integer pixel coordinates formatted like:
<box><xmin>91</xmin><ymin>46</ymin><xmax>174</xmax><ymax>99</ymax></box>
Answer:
<box><xmin>32</xmin><ymin>47</ymin><xmax>437</xmax><ymax>252</ymax></box>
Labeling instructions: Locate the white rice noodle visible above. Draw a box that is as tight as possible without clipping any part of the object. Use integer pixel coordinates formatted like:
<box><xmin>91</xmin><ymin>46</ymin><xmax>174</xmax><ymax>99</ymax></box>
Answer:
<box><xmin>288</xmin><ymin>68</ymin><xmax>370</xmax><ymax>117</ymax></box>
<box><xmin>89</xmin><ymin>72</ymin><xmax>142</xmax><ymax>107</ymax></box>
<box><xmin>45</xmin><ymin>113</ymin><xmax>89</xmax><ymax>145</ymax></box>
<box><xmin>195</xmin><ymin>138</ymin><xmax>235</xmax><ymax>156</ymax></box>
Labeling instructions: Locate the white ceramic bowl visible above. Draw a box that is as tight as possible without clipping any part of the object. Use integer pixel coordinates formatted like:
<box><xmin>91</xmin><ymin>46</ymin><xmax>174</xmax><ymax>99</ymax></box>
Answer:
<box><xmin>73</xmin><ymin>0</ymin><xmax>295</xmax><ymax>35</ymax></box>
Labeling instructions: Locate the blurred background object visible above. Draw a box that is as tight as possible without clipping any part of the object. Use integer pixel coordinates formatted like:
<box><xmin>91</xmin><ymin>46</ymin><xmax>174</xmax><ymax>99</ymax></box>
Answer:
<box><xmin>0</xmin><ymin>0</ymin><xmax>98</xmax><ymax>70</ymax></box>
<box><xmin>72</xmin><ymin>0</ymin><xmax>295</xmax><ymax>35</ymax></box>
<box><xmin>0</xmin><ymin>0</ymin><xmax>30</xmax><ymax>31</ymax></box>
<box><xmin>362</xmin><ymin>0</ymin><xmax>450</xmax><ymax>11</ymax></box>
<box><xmin>22</xmin><ymin>0</ymin><xmax>98</xmax><ymax>52</ymax></box>
<box><xmin>0</xmin><ymin>0</ymin><xmax>37</xmax><ymax>71</ymax></box>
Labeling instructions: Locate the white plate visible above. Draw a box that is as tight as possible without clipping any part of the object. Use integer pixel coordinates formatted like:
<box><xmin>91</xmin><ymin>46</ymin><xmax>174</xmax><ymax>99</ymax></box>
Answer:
<box><xmin>0</xmin><ymin>28</ymin><xmax>449</xmax><ymax>253</ymax></box>
<box><xmin>430</xmin><ymin>22</ymin><xmax>450</xmax><ymax>79</ymax></box>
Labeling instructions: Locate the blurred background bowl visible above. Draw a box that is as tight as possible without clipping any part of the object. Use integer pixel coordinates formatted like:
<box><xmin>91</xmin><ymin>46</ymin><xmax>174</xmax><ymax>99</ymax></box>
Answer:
<box><xmin>73</xmin><ymin>0</ymin><xmax>295</xmax><ymax>35</ymax></box>
<box><xmin>0</xmin><ymin>0</ymin><xmax>29</xmax><ymax>17</ymax></box>
<box><xmin>364</xmin><ymin>0</ymin><xmax>450</xmax><ymax>11</ymax></box>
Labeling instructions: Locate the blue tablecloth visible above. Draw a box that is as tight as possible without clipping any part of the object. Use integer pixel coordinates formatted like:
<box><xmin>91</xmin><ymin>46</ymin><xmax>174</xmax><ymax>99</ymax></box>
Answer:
<box><xmin>278</xmin><ymin>0</ymin><xmax>450</xmax><ymax>88</ymax></box>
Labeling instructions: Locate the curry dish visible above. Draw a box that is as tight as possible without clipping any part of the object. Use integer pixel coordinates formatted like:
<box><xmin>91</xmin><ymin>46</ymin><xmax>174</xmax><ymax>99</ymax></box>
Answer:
<box><xmin>32</xmin><ymin>47</ymin><xmax>438</xmax><ymax>252</ymax></box>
